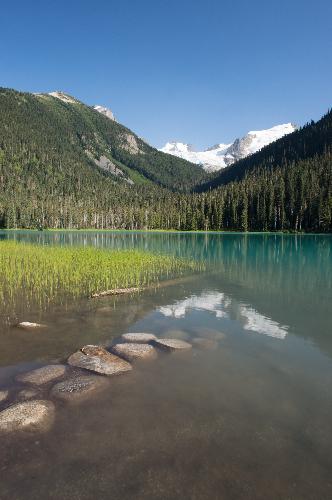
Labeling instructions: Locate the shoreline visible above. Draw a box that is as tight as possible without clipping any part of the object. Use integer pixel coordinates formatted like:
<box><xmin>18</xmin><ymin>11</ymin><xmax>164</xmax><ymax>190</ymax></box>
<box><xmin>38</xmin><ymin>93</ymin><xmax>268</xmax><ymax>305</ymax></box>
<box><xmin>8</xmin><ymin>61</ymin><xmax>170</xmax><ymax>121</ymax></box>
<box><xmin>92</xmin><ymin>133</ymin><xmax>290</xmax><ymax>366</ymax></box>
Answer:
<box><xmin>0</xmin><ymin>228</ymin><xmax>330</xmax><ymax>236</ymax></box>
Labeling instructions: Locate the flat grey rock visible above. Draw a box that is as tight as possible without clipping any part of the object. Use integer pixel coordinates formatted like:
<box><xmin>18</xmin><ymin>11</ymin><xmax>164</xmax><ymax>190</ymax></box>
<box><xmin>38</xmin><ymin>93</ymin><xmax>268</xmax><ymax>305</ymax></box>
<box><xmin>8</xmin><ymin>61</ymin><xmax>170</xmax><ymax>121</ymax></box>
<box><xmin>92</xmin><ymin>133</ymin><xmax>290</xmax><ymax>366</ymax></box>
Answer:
<box><xmin>68</xmin><ymin>345</ymin><xmax>132</xmax><ymax>376</ymax></box>
<box><xmin>153</xmin><ymin>338</ymin><xmax>192</xmax><ymax>351</ymax></box>
<box><xmin>0</xmin><ymin>400</ymin><xmax>55</xmax><ymax>433</ymax></box>
<box><xmin>111</xmin><ymin>343</ymin><xmax>157</xmax><ymax>362</ymax></box>
<box><xmin>16</xmin><ymin>364</ymin><xmax>67</xmax><ymax>386</ymax></box>
<box><xmin>121</xmin><ymin>332</ymin><xmax>157</xmax><ymax>343</ymax></box>
<box><xmin>0</xmin><ymin>390</ymin><xmax>9</xmax><ymax>403</ymax></box>
<box><xmin>51</xmin><ymin>375</ymin><xmax>108</xmax><ymax>402</ymax></box>
<box><xmin>192</xmin><ymin>338</ymin><xmax>218</xmax><ymax>350</ymax></box>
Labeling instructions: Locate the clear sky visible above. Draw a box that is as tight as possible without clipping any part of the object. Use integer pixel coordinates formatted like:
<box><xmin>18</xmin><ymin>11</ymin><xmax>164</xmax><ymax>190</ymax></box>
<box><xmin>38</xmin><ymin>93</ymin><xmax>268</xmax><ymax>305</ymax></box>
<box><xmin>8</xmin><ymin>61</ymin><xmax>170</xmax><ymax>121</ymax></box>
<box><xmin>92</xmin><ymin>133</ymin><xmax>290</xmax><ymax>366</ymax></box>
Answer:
<box><xmin>1</xmin><ymin>0</ymin><xmax>331</xmax><ymax>149</ymax></box>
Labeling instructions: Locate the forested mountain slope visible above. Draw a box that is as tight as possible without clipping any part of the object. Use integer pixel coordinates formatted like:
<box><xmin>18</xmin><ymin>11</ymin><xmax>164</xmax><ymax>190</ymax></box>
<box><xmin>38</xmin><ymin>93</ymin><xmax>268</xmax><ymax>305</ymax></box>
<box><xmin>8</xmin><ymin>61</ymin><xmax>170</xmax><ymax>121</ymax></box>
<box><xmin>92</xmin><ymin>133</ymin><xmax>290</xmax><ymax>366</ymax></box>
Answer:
<box><xmin>201</xmin><ymin>109</ymin><xmax>332</xmax><ymax>190</ymax></box>
<box><xmin>0</xmin><ymin>87</ymin><xmax>330</xmax><ymax>232</ymax></box>
<box><xmin>0</xmin><ymin>87</ymin><xmax>206</xmax><ymax>192</ymax></box>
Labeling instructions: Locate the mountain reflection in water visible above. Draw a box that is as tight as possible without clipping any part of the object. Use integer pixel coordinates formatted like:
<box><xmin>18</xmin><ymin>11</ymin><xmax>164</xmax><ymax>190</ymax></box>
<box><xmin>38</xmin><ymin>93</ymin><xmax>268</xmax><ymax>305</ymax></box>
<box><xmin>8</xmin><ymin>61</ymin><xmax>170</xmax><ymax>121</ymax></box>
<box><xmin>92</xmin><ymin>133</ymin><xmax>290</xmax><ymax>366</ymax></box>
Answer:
<box><xmin>158</xmin><ymin>291</ymin><xmax>288</xmax><ymax>339</ymax></box>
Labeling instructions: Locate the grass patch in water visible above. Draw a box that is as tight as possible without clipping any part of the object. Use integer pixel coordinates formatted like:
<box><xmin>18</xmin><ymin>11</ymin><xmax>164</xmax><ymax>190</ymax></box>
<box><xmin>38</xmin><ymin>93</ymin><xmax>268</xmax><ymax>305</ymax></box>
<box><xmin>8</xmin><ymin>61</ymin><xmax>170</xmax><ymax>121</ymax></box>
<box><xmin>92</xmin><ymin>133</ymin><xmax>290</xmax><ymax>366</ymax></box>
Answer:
<box><xmin>0</xmin><ymin>241</ymin><xmax>202</xmax><ymax>311</ymax></box>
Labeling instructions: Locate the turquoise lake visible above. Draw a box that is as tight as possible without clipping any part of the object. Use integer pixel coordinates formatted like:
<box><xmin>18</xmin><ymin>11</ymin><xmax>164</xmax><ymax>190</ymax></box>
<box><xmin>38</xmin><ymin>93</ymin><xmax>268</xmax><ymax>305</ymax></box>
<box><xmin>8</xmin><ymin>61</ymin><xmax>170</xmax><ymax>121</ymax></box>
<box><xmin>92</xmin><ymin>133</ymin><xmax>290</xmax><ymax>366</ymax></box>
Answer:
<box><xmin>0</xmin><ymin>231</ymin><xmax>331</xmax><ymax>500</ymax></box>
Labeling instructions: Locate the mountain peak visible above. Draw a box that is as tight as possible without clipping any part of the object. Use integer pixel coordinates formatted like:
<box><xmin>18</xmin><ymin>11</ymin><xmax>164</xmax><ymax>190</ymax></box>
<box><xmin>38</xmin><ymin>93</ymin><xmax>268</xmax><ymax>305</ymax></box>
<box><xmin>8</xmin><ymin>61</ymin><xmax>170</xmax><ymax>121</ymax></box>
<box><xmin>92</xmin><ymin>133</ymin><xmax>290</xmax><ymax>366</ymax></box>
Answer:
<box><xmin>161</xmin><ymin>142</ymin><xmax>195</xmax><ymax>154</ymax></box>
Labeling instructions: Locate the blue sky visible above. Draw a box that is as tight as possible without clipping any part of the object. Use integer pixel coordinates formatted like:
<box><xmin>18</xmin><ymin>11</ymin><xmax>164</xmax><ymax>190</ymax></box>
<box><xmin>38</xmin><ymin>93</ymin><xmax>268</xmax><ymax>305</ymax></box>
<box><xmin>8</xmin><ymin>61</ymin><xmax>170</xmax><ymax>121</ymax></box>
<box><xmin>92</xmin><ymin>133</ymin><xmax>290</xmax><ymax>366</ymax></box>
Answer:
<box><xmin>1</xmin><ymin>0</ymin><xmax>331</xmax><ymax>148</ymax></box>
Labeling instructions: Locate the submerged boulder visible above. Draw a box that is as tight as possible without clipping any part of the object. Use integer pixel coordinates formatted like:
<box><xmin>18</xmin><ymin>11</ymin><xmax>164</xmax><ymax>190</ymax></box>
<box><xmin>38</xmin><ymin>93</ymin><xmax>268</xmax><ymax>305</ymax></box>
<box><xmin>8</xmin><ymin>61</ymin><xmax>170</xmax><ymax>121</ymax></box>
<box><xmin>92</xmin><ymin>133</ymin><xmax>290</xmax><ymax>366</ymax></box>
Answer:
<box><xmin>111</xmin><ymin>343</ymin><xmax>157</xmax><ymax>362</ymax></box>
<box><xmin>17</xmin><ymin>388</ymin><xmax>41</xmax><ymax>401</ymax></box>
<box><xmin>0</xmin><ymin>390</ymin><xmax>9</xmax><ymax>404</ymax></box>
<box><xmin>51</xmin><ymin>375</ymin><xmax>108</xmax><ymax>402</ymax></box>
<box><xmin>193</xmin><ymin>328</ymin><xmax>226</xmax><ymax>341</ymax></box>
<box><xmin>0</xmin><ymin>400</ymin><xmax>55</xmax><ymax>433</ymax></box>
<box><xmin>16</xmin><ymin>365</ymin><xmax>67</xmax><ymax>386</ymax></box>
<box><xmin>153</xmin><ymin>338</ymin><xmax>192</xmax><ymax>351</ymax></box>
<box><xmin>162</xmin><ymin>329</ymin><xmax>190</xmax><ymax>341</ymax></box>
<box><xmin>68</xmin><ymin>345</ymin><xmax>132</xmax><ymax>376</ymax></box>
<box><xmin>192</xmin><ymin>338</ymin><xmax>218</xmax><ymax>350</ymax></box>
<box><xmin>121</xmin><ymin>332</ymin><xmax>157</xmax><ymax>343</ymax></box>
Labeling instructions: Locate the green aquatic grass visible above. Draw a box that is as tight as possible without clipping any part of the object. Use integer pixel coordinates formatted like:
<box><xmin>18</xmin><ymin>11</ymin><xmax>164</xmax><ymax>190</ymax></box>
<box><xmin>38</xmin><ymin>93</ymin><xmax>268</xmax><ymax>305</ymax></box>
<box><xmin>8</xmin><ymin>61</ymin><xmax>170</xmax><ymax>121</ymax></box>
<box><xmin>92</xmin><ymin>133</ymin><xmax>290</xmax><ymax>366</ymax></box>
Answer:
<box><xmin>0</xmin><ymin>241</ymin><xmax>202</xmax><ymax>312</ymax></box>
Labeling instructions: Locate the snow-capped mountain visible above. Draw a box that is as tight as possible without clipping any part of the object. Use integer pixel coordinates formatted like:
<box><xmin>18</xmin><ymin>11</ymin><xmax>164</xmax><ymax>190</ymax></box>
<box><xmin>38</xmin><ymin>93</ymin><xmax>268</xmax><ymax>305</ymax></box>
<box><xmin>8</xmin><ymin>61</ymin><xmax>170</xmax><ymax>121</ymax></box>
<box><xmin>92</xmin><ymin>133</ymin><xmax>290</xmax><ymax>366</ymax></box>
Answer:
<box><xmin>94</xmin><ymin>105</ymin><xmax>116</xmax><ymax>121</ymax></box>
<box><xmin>160</xmin><ymin>123</ymin><xmax>297</xmax><ymax>172</ymax></box>
<box><xmin>161</xmin><ymin>141</ymin><xmax>232</xmax><ymax>171</ymax></box>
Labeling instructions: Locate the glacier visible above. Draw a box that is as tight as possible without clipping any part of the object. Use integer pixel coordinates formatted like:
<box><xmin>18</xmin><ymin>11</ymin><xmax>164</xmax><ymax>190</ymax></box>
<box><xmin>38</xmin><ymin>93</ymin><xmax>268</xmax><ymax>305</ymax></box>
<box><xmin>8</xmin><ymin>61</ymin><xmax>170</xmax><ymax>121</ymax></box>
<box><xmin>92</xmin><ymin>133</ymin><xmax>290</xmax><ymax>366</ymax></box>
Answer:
<box><xmin>160</xmin><ymin>123</ymin><xmax>296</xmax><ymax>172</ymax></box>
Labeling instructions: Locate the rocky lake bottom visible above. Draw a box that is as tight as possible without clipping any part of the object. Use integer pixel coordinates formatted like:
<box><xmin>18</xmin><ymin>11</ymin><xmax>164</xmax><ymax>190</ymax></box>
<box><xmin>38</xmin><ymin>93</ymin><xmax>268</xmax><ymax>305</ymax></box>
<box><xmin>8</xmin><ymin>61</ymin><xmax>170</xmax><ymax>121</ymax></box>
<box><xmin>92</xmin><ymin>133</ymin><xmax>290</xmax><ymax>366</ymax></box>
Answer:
<box><xmin>0</xmin><ymin>231</ymin><xmax>331</xmax><ymax>500</ymax></box>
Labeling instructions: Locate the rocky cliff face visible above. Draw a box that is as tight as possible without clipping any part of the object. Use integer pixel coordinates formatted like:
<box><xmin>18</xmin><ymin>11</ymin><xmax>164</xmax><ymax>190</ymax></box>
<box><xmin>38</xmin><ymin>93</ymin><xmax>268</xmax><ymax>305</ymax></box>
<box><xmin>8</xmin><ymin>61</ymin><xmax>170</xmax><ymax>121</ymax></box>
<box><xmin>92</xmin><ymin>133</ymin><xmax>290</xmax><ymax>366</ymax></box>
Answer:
<box><xmin>94</xmin><ymin>105</ymin><xmax>116</xmax><ymax>121</ymax></box>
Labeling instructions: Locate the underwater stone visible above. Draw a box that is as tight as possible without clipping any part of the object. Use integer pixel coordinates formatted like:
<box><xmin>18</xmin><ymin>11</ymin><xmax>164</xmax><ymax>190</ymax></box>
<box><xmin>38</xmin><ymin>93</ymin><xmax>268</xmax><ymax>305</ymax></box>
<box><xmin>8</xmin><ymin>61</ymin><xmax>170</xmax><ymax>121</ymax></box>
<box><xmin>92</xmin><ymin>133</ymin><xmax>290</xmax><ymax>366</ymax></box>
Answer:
<box><xmin>192</xmin><ymin>338</ymin><xmax>218</xmax><ymax>350</ymax></box>
<box><xmin>111</xmin><ymin>343</ymin><xmax>157</xmax><ymax>362</ymax></box>
<box><xmin>162</xmin><ymin>329</ymin><xmax>190</xmax><ymax>341</ymax></box>
<box><xmin>51</xmin><ymin>375</ymin><xmax>108</xmax><ymax>402</ymax></box>
<box><xmin>17</xmin><ymin>388</ymin><xmax>41</xmax><ymax>401</ymax></box>
<box><xmin>153</xmin><ymin>338</ymin><xmax>192</xmax><ymax>351</ymax></box>
<box><xmin>0</xmin><ymin>400</ymin><xmax>55</xmax><ymax>433</ymax></box>
<box><xmin>0</xmin><ymin>390</ymin><xmax>9</xmax><ymax>404</ymax></box>
<box><xmin>121</xmin><ymin>333</ymin><xmax>157</xmax><ymax>343</ymax></box>
<box><xmin>16</xmin><ymin>365</ymin><xmax>68</xmax><ymax>386</ymax></box>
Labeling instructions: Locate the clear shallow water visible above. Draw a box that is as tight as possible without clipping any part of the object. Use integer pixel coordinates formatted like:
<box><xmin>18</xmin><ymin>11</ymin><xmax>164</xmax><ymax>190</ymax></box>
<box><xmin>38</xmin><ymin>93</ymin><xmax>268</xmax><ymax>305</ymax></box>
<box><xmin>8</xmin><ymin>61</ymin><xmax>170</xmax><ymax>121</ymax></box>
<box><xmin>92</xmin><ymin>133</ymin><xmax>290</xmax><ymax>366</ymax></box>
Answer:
<box><xmin>0</xmin><ymin>231</ymin><xmax>331</xmax><ymax>499</ymax></box>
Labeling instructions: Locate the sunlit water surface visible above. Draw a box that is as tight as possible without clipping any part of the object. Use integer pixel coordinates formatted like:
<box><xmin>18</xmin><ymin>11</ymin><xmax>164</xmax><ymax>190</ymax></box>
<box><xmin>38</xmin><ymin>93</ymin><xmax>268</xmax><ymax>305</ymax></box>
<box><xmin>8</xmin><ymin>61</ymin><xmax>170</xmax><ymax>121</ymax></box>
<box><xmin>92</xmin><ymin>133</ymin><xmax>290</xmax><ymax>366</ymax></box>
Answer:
<box><xmin>0</xmin><ymin>231</ymin><xmax>331</xmax><ymax>500</ymax></box>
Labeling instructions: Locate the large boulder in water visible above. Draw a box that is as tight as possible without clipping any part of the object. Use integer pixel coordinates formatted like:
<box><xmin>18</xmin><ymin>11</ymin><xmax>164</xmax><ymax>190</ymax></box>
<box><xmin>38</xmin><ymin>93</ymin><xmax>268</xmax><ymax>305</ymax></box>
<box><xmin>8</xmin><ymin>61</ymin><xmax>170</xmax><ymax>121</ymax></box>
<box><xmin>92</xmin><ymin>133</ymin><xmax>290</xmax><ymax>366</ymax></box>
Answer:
<box><xmin>121</xmin><ymin>332</ymin><xmax>157</xmax><ymax>343</ymax></box>
<box><xmin>153</xmin><ymin>338</ymin><xmax>192</xmax><ymax>352</ymax></box>
<box><xmin>68</xmin><ymin>345</ymin><xmax>132</xmax><ymax>376</ymax></box>
<box><xmin>0</xmin><ymin>400</ymin><xmax>55</xmax><ymax>433</ymax></box>
<box><xmin>51</xmin><ymin>375</ymin><xmax>108</xmax><ymax>402</ymax></box>
<box><xmin>111</xmin><ymin>343</ymin><xmax>157</xmax><ymax>362</ymax></box>
<box><xmin>16</xmin><ymin>365</ymin><xmax>68</xmax><ymax>386</ymax></box>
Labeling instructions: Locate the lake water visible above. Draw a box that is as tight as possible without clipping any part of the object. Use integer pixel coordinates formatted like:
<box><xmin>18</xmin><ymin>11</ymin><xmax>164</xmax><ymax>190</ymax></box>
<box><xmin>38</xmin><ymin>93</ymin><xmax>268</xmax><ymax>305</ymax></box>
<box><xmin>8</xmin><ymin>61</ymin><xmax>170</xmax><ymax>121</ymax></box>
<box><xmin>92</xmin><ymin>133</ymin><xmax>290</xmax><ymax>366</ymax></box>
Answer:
<box><xmin>0</xmin><ymin>231</ymin><xmax>331</xmax><ymax>500</ymax></box>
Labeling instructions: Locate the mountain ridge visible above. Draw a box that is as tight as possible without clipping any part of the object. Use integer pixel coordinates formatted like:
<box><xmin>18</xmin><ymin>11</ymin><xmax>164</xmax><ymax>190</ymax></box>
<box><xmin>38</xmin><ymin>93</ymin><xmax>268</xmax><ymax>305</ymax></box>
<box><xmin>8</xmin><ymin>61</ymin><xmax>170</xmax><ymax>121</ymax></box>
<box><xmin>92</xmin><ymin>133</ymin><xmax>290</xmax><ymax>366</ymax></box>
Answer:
<box><xmin>0</xmin><ymin>87</ymin><xmax>207</xmax><ymax>192</ymax></box>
